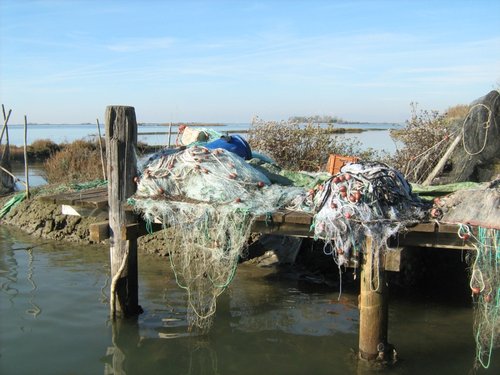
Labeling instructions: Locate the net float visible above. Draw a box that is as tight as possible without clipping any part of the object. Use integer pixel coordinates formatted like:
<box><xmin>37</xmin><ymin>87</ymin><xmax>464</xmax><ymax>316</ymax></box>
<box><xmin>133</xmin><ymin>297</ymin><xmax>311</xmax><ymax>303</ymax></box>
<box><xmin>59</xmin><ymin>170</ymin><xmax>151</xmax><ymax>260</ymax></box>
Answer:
<box><xmin>202</xmin><ymin>168</ymin><xmax>209</xmax><ymax>174</ymax></box>
<box><xmin>332</xmin><ymin>176</ymin><xmax>340</xmax><ymax>184</ymax></box>
<box><xmin>471</xmin><ymin>287</ymin><xmax>481</xmax><ymax>295</ymax></box>
<box><xmin>353</xmin><ymin>191</ymin><xmax>362</xmax><ymax>201</ymax></box>
<box><xmin>484</xmin><ymin>294</ymin><xmax>493</xmax><ymax>303</ymax></box>
<box><xmin>430</xmin><ymin>208</ymin><xmax>441</xmax><ymax>217</ymax></box>
<box><xmin>340</xmin><ymin>191</ymin><xmax>347</xmax><ymax>198</ymax></box>
<box><xmin>194</xmin><ymin>164</ymin><xmax>200</xmax><ymax>170</ymax></box>
<box><xmin>257</xmin><ymin>181</ymin><xmax>265</xmax><ymax>188</ymax></box>
<box><xmin>344</xmin><ymin>173</ymin><xmax>351</xmax><ymax>181</ymax></box>
<box><xmin>349</xmin><ymin>194</ymin><xmax>357</xmax><ymax>203</ymax></box>
<box><xmin>330</xmin><ymin>202</ymin><xmax>338</xmax><ymax>209</ymax></box>
<box><xmin>344</xmin><ymin>212</ymin><xmax>352</xmax><ymax>219</ymax></box>
<box><xmin>339</xmin><ymin>185</ymin><xmax>347</xmax><ymax>192</ymax></box>
<box><xmin>339</xmin><ymin>175</ymin><xmax>345</xmax><ymax>182</ymax></box>
<box><xmin>308</xmin><ymin>189</ymin><xmax>315</xmax><ymax>196</ymax></box>
<box><xmin>229</xmin><ymin>172</ymin><xmax>237</xmax><ymax>179</ymax></box>
<box><xmin>235</xmin><ymin>197</ymin><xmax>242</xmax><ymax>203</ymax></box>
<box><xmin>462</xmin><ymin>233</ymin><xmax>470</xmax><ymax>241</ymax></box>
<box><xmin>133</xmin><ymin>176</ymin><xmax>139</xmax><ymax>184</ymax></box>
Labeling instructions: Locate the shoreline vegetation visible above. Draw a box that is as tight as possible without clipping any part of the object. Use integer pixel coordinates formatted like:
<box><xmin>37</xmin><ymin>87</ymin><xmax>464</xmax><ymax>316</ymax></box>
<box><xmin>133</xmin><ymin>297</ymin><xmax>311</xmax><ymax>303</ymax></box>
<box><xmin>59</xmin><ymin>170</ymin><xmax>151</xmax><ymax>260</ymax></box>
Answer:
<box><xmin>18</xmin><ymin>120</ymin><xmax>399</xmax><ymax>127</ymax></box>
<box><xmin>137</xmin><ymin>126</ymin><xmax>383</xmax><ymax>136</ymax></box>
<box><xmin>2</xmin><ymin>101</ymin><xmax>475</xmax><ymax>185</ymax></box>
<box><xmin>5</xmin><ymin>126</ymin><xmax>381</xmax><ymax>163</ymax></box>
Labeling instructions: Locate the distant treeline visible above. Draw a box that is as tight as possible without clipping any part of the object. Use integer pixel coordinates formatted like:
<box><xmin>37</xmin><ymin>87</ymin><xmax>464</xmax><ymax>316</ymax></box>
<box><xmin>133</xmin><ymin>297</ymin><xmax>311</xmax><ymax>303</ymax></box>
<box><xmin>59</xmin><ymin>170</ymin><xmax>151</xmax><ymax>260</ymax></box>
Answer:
<box><xmin>288</xmin><ymin>115</ymin><xmax>344</xmax><ymax>124</ymax></box>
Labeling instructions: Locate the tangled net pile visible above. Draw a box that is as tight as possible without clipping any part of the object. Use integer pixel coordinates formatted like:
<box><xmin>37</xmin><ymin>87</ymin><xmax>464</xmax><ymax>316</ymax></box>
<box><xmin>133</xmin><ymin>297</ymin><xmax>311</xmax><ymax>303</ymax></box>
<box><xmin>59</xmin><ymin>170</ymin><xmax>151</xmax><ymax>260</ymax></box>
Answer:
<box><xmin>300</xmin><ymin>162</ymin><xmax>430</xmax><ymax>268</ymax></box>
<box><xmin>468</xmin><ymin>226</ymin><xmax>500</xmax><ymax>369</ymax></box>
<box><xmin>131</xmin><ymin>145</ymin><xmax>303</xmax><ymax>331</ymax></box>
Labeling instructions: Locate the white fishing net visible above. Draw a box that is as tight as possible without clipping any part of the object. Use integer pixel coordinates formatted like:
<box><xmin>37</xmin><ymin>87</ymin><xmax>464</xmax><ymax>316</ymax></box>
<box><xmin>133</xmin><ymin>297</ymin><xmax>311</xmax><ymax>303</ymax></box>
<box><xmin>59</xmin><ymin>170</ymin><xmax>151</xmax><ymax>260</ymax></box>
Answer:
<box><xmin>131</xmin><ymin>145</ymin><xmax>303</xmax><ymax>331</ymax></box>
<box><xmin>296</xmin><ymin>162</ymin><xmax>430</xmax><ymax>268</ymax></box>
<box><xmin>132</xmin><ymin>149</ymin><xmax>428</xmax><ymax>331</ymax></box>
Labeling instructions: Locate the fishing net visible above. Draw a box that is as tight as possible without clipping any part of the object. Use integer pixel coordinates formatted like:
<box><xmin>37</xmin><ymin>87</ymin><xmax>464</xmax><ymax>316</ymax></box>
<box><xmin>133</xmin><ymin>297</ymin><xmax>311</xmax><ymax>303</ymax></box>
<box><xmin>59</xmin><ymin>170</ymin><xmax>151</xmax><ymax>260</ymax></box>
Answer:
<box><xmin>467</xmin><ymin>226</ymin><xmax>500</xmax><ymax>369</ymax></box>
<box><xmin>297</xmin><ymin>162</ymin><xmax>430</xmax><ymax>269</ymax></box>
<box><xmin>1</xmin><ymin>123</ymin><xmax>15</xmax><ymax>195</ymax></box>
<box><xmin>130</xmin><ymin>145</ymin><xmax>303</xmax><ymax>331</ymax></box>
<box><xmin>437</xmin><ymin>90</ymin><xmax>500</xmax><ymax>184</ymax></box>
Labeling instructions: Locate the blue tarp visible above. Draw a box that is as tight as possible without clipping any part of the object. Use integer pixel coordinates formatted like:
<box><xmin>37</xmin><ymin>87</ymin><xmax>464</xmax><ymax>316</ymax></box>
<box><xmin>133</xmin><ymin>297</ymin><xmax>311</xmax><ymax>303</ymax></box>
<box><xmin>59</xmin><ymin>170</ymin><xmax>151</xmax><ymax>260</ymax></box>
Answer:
<box><xmin>205</xmin><ymin>135</ymin><xmax>252</xmax><ymax>160</ymax></box>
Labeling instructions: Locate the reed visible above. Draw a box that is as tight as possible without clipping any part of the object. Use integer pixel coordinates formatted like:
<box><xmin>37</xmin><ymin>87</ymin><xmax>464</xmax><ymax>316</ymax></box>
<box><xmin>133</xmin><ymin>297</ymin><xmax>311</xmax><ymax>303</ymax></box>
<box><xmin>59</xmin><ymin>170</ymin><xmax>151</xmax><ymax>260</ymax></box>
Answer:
<box><xmin>43</xmin><ymin>139</ymin><xmax>105</xmax><ymax>183</ymax></box>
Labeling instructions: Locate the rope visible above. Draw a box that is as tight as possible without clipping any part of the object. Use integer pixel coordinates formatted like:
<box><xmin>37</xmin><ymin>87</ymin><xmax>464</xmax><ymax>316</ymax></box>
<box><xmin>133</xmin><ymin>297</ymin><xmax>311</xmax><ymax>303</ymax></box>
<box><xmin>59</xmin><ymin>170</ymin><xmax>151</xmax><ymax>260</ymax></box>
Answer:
<box><xmin>467</xmin><ymin>225</ymin><xmax>500</xmax><ymax>369</ymax></box>
<box><xmin>461</xmin><ymin>102</ymin><xmax>495</xmax><ymax>156</ymax></box>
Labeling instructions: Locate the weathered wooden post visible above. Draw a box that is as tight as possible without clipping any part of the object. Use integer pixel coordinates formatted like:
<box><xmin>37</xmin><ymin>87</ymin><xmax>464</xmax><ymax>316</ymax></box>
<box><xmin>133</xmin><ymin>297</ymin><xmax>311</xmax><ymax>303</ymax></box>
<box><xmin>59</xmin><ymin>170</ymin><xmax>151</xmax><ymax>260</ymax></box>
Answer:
<box><xmin>106</xmin><ymin>105</ymin><xmax>141</xmax><ymax>318</ymax></box>
<box><xmin>358</xmin><ymin>236</ymin><xmax>390</xmax><ymax>362</ymax></box>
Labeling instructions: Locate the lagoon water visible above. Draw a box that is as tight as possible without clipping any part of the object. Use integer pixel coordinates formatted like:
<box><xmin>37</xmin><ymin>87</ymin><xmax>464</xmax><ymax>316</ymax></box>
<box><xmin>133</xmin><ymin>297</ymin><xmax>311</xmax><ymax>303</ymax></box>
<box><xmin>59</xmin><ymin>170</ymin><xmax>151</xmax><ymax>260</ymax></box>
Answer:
<box><xmin>7</xmin><ymin>122</ymin><xmax>401</xmax><ymax>188</ymax></box>
<box><xmin>5</xmin><ymin>123</ymin><xmax>402</xmax><ymax>154</ymax></box>
<box><xmin>1</xmin><ymin>226</ymin><xmax>499</xmax><ymax>374</ymax></box>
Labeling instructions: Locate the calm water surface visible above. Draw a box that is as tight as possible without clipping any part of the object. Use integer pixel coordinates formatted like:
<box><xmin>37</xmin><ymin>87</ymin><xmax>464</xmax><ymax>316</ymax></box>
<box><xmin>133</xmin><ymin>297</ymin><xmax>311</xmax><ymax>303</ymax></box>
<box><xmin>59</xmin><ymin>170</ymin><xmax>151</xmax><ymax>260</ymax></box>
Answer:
<box><xmin>6</xmin><ymin>123</ymin><xmax>401</xmax><ymax>154</ymax></box>
<box><xmin>1</xmin><ymin>226</ymin><xmax>498</xmax><ymax>375</ymax></box>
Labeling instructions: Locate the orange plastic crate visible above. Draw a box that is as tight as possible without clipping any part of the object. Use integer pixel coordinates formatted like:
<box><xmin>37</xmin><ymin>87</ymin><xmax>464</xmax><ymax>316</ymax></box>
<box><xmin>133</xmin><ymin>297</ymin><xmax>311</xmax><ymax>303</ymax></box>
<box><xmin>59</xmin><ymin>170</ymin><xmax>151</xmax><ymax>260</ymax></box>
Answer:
<box><xmin>326</xmin><ymin>154</ymin><xmax>359</xmax><ymax>175</ymax></box>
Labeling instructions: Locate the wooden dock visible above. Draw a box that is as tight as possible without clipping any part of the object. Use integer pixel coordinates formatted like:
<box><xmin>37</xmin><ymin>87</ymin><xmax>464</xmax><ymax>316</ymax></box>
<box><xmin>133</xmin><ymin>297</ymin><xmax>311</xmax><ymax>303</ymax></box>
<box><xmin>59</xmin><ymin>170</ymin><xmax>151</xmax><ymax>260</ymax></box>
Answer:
<box><xmin>46</xmin><ymin>105</ymin><xmax>482</xmax><ymax>365</ymax></box>
<box><xmin>39</xmin><ymin>185</ymin><xmax>475</xmax><ymax>253</ymax></box>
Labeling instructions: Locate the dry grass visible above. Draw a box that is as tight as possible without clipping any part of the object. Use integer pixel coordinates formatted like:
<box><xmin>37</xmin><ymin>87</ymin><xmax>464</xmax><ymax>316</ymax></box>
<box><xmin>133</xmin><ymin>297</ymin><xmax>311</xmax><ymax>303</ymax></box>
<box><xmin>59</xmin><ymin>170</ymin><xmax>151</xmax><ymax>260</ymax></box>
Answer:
<box><xmin>43</xmin><ymin>139</ymin><xmax>105</xmax><ymax>183</ymax></box>
<box><xmin>445</xmin><ymin>104</ymin><xmax>470</xmax><ymax>120</ymax></box>
<box><xmin>5</xmin><ymin>139</ymin><xmax>61</xmax><ymax>161</ymax></box>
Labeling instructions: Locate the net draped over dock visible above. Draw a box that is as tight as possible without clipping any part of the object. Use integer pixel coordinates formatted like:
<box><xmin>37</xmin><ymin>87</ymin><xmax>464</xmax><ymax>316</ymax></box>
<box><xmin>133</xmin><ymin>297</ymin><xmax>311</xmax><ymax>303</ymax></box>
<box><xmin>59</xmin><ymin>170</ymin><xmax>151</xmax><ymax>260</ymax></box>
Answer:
<box><xmin>130</xmin><ymin>145</ymin><xmax>430</xmax><ymax>331</ymax></box>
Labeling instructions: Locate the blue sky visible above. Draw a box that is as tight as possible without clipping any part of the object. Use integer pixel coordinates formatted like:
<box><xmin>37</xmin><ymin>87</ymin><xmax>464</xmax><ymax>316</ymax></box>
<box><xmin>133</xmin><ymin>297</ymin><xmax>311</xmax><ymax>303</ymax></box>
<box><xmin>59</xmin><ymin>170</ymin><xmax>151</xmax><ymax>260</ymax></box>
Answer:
<box><xmin>1</xmin><ymin>0</ymin><xmax>499</xmax><ymax>124</ymax></box>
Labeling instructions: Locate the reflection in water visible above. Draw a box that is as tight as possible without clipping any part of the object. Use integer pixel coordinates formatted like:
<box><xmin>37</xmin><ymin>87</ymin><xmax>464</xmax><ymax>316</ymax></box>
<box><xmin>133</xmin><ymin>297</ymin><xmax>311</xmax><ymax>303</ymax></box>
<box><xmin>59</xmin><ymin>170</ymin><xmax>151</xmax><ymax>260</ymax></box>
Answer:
<box><xmin>25</xmin><ymin>248</ymin><xmax>41</xmax><ymax>317</ymax></box>
<box><xmin>0</xmin><ymin>243</ymin><xmax>19</xmax><ymax>305</ymax></box>
<box><xmin>1</xmin><ymin>226</ymin><xmax>499</xmax><ymax>374</ymax></box>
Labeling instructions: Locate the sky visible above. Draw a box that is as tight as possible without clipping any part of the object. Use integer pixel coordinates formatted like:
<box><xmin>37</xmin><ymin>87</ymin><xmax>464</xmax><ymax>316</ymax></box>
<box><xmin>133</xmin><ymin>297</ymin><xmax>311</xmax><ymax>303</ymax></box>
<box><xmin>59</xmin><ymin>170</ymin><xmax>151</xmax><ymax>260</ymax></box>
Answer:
<box><xmin>1</xmin><ymin>0</ymin><xmax>499</xmax><ymax>125</ymax></box>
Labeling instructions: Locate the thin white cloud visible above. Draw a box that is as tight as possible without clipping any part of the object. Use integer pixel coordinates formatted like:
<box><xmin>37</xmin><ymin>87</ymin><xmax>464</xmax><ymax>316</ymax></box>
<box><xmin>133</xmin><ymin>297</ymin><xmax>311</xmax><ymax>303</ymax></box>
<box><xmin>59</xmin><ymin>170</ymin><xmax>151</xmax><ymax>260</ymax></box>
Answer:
<box><xmin>106</xmin><ymin>37</ymin><xmax>176</xmax><ymax>52</ymax></box>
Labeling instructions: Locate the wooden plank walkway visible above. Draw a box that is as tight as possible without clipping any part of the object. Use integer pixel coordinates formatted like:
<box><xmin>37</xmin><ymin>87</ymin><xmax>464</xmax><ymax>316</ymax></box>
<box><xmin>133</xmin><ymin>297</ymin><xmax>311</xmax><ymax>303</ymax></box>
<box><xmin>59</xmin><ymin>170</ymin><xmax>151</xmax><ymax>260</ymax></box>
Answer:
<box><xmin>40</xmin><ymin>186</ymin><xmax>108</xmax><ymax>209</ymax></box>
<box><xmin>39</xmin><ymin>187</ymin><xmax>476</xmax><ymax>251</ymax></box>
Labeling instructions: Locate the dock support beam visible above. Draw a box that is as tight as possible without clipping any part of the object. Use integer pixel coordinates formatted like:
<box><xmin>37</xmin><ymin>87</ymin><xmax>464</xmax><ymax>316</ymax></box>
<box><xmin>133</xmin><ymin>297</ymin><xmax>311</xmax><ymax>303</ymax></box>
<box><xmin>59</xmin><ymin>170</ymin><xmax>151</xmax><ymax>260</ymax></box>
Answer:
<box><xmin>358</xmin><ymin>236</ymin><xmax>391</xmax><ymax>362</ymax></box>
<box><xmin>106</xmin><ymin>105</ymin><xmax>141</xmax><ymax>318</ymax></box>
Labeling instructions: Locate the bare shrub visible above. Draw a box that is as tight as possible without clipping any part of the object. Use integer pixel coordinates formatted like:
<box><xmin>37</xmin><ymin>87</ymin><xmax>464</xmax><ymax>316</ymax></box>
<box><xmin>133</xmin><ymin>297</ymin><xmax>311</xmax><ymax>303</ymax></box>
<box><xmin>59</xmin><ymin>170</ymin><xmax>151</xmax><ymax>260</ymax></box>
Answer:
<box><xmin>44</xmin><ymin>139</ymin><xmax>105</xmax><ymax>183</ymax></box>
<box><xmin>247</xmin><ymin>117</ymin><xmax>379</xmax><ymax>171</ymax></box>
<box><xmin>29</xmin><ymin>139</ymin><xmax>61</xmax><ymax>159</ymax></box>
<box><xmin>389</xmin><ymin>103</ymin><xmax>460</xmax><ymax>183</ymax></box>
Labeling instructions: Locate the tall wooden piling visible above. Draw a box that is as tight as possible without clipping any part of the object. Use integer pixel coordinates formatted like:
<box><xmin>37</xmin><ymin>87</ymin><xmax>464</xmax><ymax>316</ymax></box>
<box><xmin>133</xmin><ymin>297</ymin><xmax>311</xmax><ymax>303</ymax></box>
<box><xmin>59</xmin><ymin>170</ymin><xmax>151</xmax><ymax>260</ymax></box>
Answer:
<box><xmin>358</xmin><ymin>236</ymin><xmax>389</xmax><ymax>361</ymax></box>
<box><xmin>106</xmin><ymin>105</ymin><xmax>141</xmax><ymax>318</ymax></box>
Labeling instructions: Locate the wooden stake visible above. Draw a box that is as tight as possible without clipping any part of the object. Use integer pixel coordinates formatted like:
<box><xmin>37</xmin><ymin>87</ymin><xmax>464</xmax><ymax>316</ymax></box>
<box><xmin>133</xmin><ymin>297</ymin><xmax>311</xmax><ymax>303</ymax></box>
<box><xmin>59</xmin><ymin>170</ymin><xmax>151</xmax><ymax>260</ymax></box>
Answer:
<box><xmin>167</xmin><ymin>121</ymin><xmax>172</xmax><ymax>148</ymax></box>
<box><xmin>0</xmin><ymin>165</ymin><xmax>27</xmax><ymax>187</ymax></box>
<box><xmin>358</xmin><ymin>236</ymin><xmax>389</xmax><ymax>361</ymax></box>
<box><xmin>0</xmin><ymin>108</ymin><xmax>12</xmax><ymax>145</ymax></box>
<box><xmin>106</xmin><ymin>105</ymin><xmax>141</xmax><ymax>318</ymax></box>
<box><xmin>422</xmin><ymin>134</ymin><xmax>462</xmax><ymax>186</ymax></box>
<box><xmin>96</xmin><ymin>118</ymin><xmax>106</xmax><ymax>180</ymax></box>
<box><xmin>23</xmin><ymin>115</ymin><xmax>30</xmax><ymax>198</ymax></box>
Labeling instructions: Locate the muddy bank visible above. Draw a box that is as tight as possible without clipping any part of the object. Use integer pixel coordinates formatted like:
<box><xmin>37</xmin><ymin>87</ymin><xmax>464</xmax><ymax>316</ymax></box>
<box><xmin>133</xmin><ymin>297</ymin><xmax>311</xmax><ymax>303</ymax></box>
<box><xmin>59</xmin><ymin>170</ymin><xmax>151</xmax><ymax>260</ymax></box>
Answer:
<box><xmin>0</xmin><ymin>191</ymin><xmax>336</xmax><ymax>280</ymax></box>
<box><xmin>0</xmin><ymin>192</ymin><xmax>174</xmax><ymax>255</ymax></box>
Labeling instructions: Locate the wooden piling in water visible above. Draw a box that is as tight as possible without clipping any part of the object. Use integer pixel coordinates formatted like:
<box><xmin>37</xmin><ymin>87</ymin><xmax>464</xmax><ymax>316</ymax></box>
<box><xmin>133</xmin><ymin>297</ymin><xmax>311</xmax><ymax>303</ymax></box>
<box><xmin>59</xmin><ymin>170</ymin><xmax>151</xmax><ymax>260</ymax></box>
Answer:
<box><xmin>23</xmin><ymin>115</ymin><xmax>30</xmax><ymax>198</ymax></box>
<box><xmin>358</xmin><ymin>236</ymin><xmax>390</xmax><ymax>362</ymax></box>
<box><xmin>106</xmin><ymin>105</ymin><xmax>141</xmax><ymax>318</ymax></box>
